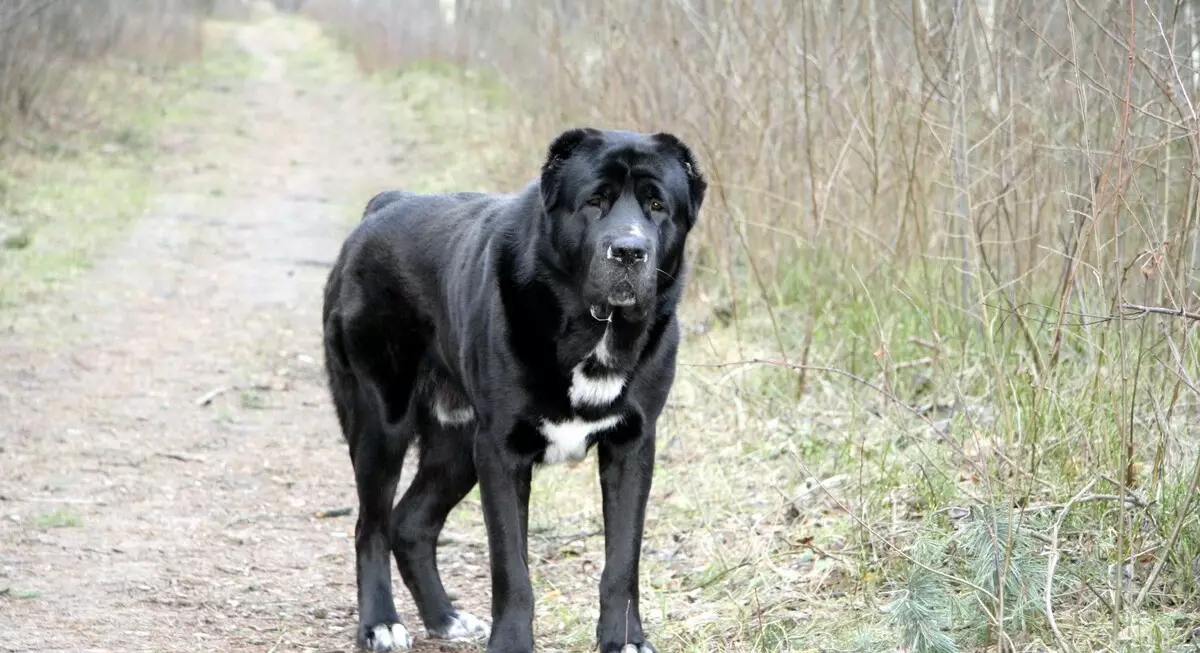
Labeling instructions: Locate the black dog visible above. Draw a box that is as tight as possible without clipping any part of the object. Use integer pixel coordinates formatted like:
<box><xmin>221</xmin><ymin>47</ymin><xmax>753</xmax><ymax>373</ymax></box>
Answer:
<box><xmin>321</xmin><ymin>127</ymin><xmax>707</xmax><ymax>652</ymax></box>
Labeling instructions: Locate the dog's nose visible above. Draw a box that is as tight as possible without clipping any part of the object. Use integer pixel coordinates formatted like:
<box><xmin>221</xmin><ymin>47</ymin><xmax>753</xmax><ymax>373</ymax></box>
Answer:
<box><xmin>606</xmin><ymin>236</ymin><xmax>649</xmax><ymax>266</ymax></box>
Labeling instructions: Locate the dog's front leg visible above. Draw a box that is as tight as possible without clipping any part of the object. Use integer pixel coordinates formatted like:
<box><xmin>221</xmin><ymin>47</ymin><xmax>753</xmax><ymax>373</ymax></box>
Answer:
<box><xmin>595</xmin><ymin>419</ymin><xmax>657</xmax><ymax>653</ymax></box>
<box><xmin>475</xmin><ymin>429</ymin><xmax>534</xmax><ymax>653</ymax></box>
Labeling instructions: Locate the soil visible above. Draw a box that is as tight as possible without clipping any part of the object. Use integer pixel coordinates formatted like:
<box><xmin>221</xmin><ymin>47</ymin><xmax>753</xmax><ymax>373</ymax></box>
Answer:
<box><xmin>0</xmin><ymin>13</ymin><xmax>490</xmax><ymax>653</ymax></box>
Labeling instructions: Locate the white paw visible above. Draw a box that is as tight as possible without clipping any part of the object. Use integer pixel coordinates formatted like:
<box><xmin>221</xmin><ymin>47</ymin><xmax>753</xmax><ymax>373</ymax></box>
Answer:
<box><xmin>619</xmin><ymin>645</ymin><xmax>655</xmax><ymax>653</ymax></box>
<box><xmin>428</xmin><ymin>610</ymin><xmax>491</xmax><ymax>640</ymax></box>
<box><xmin>367</xmin><ymin>623</ymin><xmax>413</xmax><ymax>651</ymax></box>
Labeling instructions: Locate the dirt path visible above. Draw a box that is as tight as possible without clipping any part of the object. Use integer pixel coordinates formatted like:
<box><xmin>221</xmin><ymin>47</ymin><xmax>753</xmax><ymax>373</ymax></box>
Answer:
<box><xmin>0</xmin><ymin>14</ymin><xmax>486</xmax><ymax>653</ymax></box>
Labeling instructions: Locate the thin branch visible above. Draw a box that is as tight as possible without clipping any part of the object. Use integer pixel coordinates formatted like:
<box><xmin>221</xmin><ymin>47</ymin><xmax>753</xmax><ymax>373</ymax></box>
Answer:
<box><xmin>1021</xmin><ymin>491</ymin><xmax>1149</xmax><ymax>514</ymax></box>
<box><xmin>1119</xmin><ymin>303</ymin><xmax>1200</xmax><ymax>321</ymax></box>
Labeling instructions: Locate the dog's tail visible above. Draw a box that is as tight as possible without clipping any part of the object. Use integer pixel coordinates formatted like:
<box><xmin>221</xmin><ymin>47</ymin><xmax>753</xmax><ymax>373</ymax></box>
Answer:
<box><xmin>321</xmin><ymin>252</ymin><xmax>361</xmax><ymax>445</ymax></box>
<box><xmin>362</xmin><ymin>190</ymin><xmax>414</xmax><ymax>220</ymax></box>
<box><xmin>322</xmin><ymin>308</ymin><xmax>355</xmax><ymax>443</ymax></box>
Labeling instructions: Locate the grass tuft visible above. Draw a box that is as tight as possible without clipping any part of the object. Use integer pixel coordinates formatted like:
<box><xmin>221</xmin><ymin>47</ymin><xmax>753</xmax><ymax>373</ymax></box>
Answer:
<box><xmin>32</xmin><ymin>508</ymin><xmax>82</xmax><ymax>529</ymax></box>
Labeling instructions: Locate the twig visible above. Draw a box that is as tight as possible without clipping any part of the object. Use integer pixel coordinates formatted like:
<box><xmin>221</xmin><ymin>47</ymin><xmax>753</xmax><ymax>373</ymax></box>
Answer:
<box><xmin>908</xmin><ymin>337</ymin><xmax>943</xmax><ymax>352</ymax></box>
<box><xmin>891</xmin><ymin>356</ymin><xmax>934</xmax><ymax>371</ymax></box>
<box><xmin>532</xmin><ymin>528</ymin><xmax>603</xmax><ymax>545</ymax></box>
<box><xmin>314</xmin><ymin>507</ymin><xmax>352</xmax><ymax>519</ymax></box>
<box><xmin>1119</xmin><ymin>303</ymin><xmax>1200</xmax><ymax>321</ymax></box>
<box><xmin>1046</xmin><ymin>478</ymin><xmax>1097</xmax><ymax>653</ymax></box>
<box><xmin>689</xmin><ymin>559</ymin><xmax>753</xmax><ymax>590</ymax></box>
<box><xmin>156</xmin><ymin>452</ymin><xmax>207</xmax><ymax>463</ymax></box>
<box><xmin>624</xmin><ymin>598</ymin><xmax>631</xmax><ymax>647</ymax></box>
<box><xmin>196</xmin><ymin>381</ymin><xmax>278</xmax><ymax>407</ymax></box>
<box><xmin>991</xmin><ymin>301</ymin><xmax>1200</xmax><ymax>330</ymax></box>
<box><xmin>266</xmin><ymin>630</ymin><xmax>285</xmax><ymax>653</ymax></box>
<box><xmin>194</xmin><ymin>386</ymin><xmax>229</xmax><ymax>406</ymax></box>
<box><xmin>1020</xmin><ymin>492</ymin><xmax>1148</xmax><ymax>514</ymax></box>
<box><xmin>18</xmin><ymin>496</ymin><xmax>103</xmax><ymax>505</ymax></box>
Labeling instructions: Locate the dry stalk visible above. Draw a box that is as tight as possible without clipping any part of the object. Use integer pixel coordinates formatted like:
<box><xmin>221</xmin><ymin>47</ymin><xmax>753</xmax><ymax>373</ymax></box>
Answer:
<box><xmin>1133</xmin><ymin>325</ymin><xmax>1200</xmax><ymax>610</ymax></box>
<box><xmin>1045</xmin><ymin>477</ymin><xmax>1098</xmax><ymax>652</ymax></box>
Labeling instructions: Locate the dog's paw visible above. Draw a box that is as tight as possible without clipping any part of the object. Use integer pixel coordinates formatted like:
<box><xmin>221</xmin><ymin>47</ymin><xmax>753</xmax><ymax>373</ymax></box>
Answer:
<box><xmin>427</xmin><ymin>610</ymin><xmax>491</xmax><ymax>640</ymax></box>
<box><xmin>613</xmin><ymin>643</ymin><xmax>656</xmax><ymax>653</ymax></box>
<box><xmin>362</xmin><ymin>622</ymin><xmax>413</xmax><ymax>651</ymax></box>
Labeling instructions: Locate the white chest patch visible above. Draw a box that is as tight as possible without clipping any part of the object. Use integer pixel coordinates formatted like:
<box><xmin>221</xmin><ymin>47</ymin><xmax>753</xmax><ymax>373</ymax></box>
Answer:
<box><xmin>592</xmin><ymin>327</ymin><xmax>613</xmax><ymax>365</ymax></box>
<box><xmin>568</xmin><ymin>326</ymin><xmax>624</xmax><ymax>408</ymax></box>
<box><xmin>568</xmin><ymin>370</ymin><xmax>625</xmax><ymax>407</ymax></box>
<box><xmin>433</xmin><ymin>398</ymin><xmax>475</xmax><ymax>427</ymax></box>
<box><xmin>539</xmin><ymin>415</ymin><xmax>622</xmax><ymax>464</ymax></box>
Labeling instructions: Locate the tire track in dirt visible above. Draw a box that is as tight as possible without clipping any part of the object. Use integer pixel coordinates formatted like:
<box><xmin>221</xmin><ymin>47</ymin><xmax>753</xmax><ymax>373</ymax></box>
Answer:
<box><xmin>0</xmin><ymin>13</ymin><xmax>484</xmax><ymax>653</ymax></box>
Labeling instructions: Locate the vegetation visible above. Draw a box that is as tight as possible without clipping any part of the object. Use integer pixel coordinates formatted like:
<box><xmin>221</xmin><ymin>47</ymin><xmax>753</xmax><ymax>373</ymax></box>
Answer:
<box><xmin>32</xmin><ymin>508</ymin><xmax>82</xmax><ymax>529</ymax></box>
<box><xmin>301</xmin><ymin>1</ymin><xmax>1200</xmax><ymax>651</ymax></box>
<box><xmin>0</xmin><ymin>1</ymin><xmax>252</xmax><ymax>309</ymax></box>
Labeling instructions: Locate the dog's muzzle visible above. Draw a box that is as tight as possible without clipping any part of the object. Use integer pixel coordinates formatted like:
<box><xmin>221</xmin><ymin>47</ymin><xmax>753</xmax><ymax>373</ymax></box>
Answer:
<box><xmin>597</xmin><ymin>233</ymin><xmax>651</xmax><ymax>308</ymax></box>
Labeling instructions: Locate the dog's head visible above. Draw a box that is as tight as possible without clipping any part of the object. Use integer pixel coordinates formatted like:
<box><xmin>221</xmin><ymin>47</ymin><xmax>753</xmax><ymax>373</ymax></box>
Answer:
<box><xmin>538</xmin><ymin>127</ymin><xmax>707</xmax><ymax>320</ymax></box>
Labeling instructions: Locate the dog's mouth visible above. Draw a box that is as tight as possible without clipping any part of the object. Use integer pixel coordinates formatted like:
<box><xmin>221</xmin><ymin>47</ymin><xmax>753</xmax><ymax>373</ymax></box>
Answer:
<box><xmin>605</xmin><ymin>281</ymin><xmax>638</xmax><ymax>308</ymax></box>
<box><xmin>588</xmin><ymin>280</ymin><xmax>645</xmax><ymax>321</ymax></box>
<box><xmin>606</xmin><ymin>293</ymin><xmax>637</xmax><ymax>307</ymax></box>
<box><xmin>589</xmin><ymin>297</ymin><xmax>636</xmax><ymax>322</ymax></box>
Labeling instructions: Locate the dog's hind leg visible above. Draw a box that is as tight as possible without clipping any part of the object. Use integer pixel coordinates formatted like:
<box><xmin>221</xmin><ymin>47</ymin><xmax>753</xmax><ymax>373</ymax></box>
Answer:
<box><xmin>350</xmin><ymin>412</ymin><xmax>412</xmax><ymax>651</ymax></box>
<box><xmin>337</xmin><ymin>313</ymin><xmax>423</xmax><ymax>652</ymax></box>
<box><xmin>392</xmin><ymin>382</ymin><xmax>490</xmax><ymax>642</ymax></box>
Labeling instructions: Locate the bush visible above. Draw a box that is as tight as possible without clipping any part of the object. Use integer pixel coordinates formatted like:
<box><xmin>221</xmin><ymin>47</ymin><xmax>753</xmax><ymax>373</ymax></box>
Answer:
<box><xmin>0</xmin><ymin>0</ymin><xmax>208</xmax><ymax>140</ymax></box>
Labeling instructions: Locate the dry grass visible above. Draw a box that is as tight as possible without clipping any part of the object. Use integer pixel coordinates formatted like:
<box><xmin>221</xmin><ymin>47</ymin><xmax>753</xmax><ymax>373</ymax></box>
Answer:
<box><xmin>301</xmin><ymin>2</ymin><xmax>1199</xmax><ymax>651</ymax></box>
<box><xmin>299</xmin><ymin>0</ymin><xmax>453</xmax><ymax>71</ymax></box>
<box><xmin>0</xmin><ymin>0</ymin><xmax>209</xmax><ymax>138</ymax></box>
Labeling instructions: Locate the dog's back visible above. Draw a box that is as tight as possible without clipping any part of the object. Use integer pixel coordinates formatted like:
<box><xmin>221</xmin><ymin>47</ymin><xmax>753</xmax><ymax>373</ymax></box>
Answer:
<box><xmin>361</xmin><ymin>189</ymin><xmax>495</xmax><ymax>223</ymax></box>
<box><xmin>321</xmin><ymin>188</ymin><xmax>501</xmax><ymax>445</ymax></box>
<box><xmin>361</xmin><ymin>190</ymin><xmax>413</xmax><ymax>218</ymax></box>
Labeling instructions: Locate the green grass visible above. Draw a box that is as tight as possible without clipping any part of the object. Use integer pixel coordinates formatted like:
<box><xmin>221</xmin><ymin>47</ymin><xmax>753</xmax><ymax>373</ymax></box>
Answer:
<box><xmin>0</xmin><ymin>20</ymin><xmax>260</xmax><ymax>313</ymax></box>
<box><xmin>371</xmin><ymin>62</ymin><xmax>519</xmax><ymax>195</ymax></box>
<box><xmin>0</xmin><ymin>588</ymin><xmax>43</xmax><ymax>600</ymax></box>
<box><xmin>273</xmin><ymin>13</ymin><xmax>360</xmax><ymax>84</ymax></box>
<box><xmin>32</xmin><ymin>508</ymin><xmax>83</xmax><ymax>529</ymax></box>
<box><xmin>240</xmin><ymin>388</ymin><xmax>268</xmax><ymax>410</ymax></box>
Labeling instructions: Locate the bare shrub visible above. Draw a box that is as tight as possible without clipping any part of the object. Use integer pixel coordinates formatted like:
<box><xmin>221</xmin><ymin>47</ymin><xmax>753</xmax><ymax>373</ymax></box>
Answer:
<box><xmin>0</xmin><ymin>0</ymin><xmax>208</xmax><ymax>140</ymax></box>
<box><xmin>208</xmin><ymin>0</ymin><xmax>255</xmax><ymax>20</ymax></box>
<box><xmin>299</xmin><ymin>0</ymin><xmax>449</xmax><ymax>71</ymax></box>
<box><xmin>301</xmin><ymin>1</ymin><xmax>1198</xmax><ymax>324</ymax></box>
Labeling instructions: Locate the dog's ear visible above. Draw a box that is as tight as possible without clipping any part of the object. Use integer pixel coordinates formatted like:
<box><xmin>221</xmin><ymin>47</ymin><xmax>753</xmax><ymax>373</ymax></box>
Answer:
<box><xmin>540</xmin><ymin>128</ymin><xmax>598</xmax><ymax>211</ymax></box>
<box><xmin>652</xmin><ymin>132</ymin><xmax>708</xmax><ymax>225</ymax></box>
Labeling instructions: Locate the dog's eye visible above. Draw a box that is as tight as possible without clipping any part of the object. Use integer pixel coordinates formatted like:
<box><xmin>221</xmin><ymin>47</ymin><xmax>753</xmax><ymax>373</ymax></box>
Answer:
<box><xmin>649</xmin><ymin>200</ymin><xmax>665</xmax><ymax>212</ymax></box>
<box><xmin>586</xmin><ymin>196</ymin><xmax>605</xmax><ymax>208</ymax></box>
